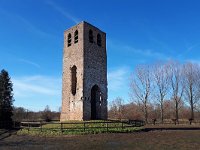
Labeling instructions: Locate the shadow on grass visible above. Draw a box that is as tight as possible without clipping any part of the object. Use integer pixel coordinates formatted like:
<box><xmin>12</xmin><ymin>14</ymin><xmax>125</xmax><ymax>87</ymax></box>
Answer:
<box><xmin>0</xmin><ymin>129</ymin><xmax>19</xmax><ymax>141</ymax></box>
<box><xmin>143</xmin><ymin>126</ymin><xmax>200</xmax><ymax>132</ymax></box>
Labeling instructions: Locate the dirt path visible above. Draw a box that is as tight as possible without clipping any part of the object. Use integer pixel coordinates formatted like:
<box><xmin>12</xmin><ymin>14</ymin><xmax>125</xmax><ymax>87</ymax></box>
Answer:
<box><xmin>0</xmin><ymin>130</ymin><xmax>200</xmax><ymax>150</ymax></box>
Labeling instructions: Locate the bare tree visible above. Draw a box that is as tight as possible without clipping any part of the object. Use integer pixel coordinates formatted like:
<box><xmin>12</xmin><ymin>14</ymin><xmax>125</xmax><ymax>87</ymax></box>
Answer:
<box><xmin>123</xmin><ymin>103</ymin><xmax>143</xmax><ymax>120</ymax></box>
<box><xmin>109</xmin><ymin>97</ymin><xmax>125</xmax><ymax>120</ymax></box>
<box><xmin>163</xmin><ymin>100</ymin><xmax>175</xmax><ymax>119</ymax></box>
<box><xmin>183</xmin><ymin>62</ymin><xmax>200</xmax><ymax>120</ymax></box>
<box><xmin>130</xmin><ymin>65</ymin><xmax>151</xmax><ymax>123</ymax></box>
<box><xmin>12</xmin><ymin>107</ymin><xmax>26</xmax><ymax>122</ymax></box>
<box><xmin>168</xmin><ymin>61</ymin><xmax>184</xmax><ymax>123</ymax></box>
<box><xmin>42</xmin><ymin>105</ymin><xmax>52</xmax><ymax>122</ymax></box>
<box><xmin>152</xmin><ymin>63</ymin><xmax>170</xmax><ymax>123</ymax></box>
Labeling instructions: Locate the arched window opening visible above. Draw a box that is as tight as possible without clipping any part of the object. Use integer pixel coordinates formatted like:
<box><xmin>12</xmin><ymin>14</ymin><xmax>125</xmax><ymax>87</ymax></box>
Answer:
<box><xmin>97</xmin><ymin>34</ymin><xmax>101</xmax><ymax>46</ymax></box>
<box><xmin>74</xmin><ymin>30</ymin><xmax>78</xmax><ymax>43</ymax></box>
<box><xmin>71</xmin><ymin>66</ymin><xmax>77</xmax><ymax>95</ymax></box>
<box><xmin>89</xmin><ymin>30</ymin><xmax>93</xmax><ymax>43</ymax></box>
<box><xmin>68</xmin><ymin>33</ymin><xmax>72</xmax><ymax>47</ymax></box>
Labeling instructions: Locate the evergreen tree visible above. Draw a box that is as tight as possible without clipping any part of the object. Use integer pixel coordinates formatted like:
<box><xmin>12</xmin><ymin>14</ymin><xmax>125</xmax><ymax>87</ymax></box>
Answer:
<box><xmin>0</xmin><ymin>69</ymin><xmax>14</xmax><ymax>128</ymax></box>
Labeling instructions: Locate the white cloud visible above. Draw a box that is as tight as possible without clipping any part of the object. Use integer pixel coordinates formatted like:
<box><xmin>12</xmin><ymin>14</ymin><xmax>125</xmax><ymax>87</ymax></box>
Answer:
<box><xmin>13</xmin><ymin>75</ymin><xmax>61</xmax><ymax>98</ymax></box>
<box><xmin>11</xmin><ymin>75</ymin><xmax>61</xmax><ymax>111</ymax></box>
<box><xmin>46</xmin><ymin>1</ymin><xmax>80</xmax><ymax>24</ymax></box>
<box><xmin>108</xmin><ymin>67</ymin><xmax>130</xmax><ymax>91</ymax></box>
<box><xmin>12</xmin><ymin>70</ymin><xmax>131</xmax><ymax>110</ymax></box>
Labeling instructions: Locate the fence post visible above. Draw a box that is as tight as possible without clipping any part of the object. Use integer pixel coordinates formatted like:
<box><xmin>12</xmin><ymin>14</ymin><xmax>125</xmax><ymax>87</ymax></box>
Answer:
<box><xmin>40</xmin><ymin>121</ymin><xmax>42</xmax><ymax>132</ymax></box>
<box><xmin>121</xmin><ymin>122</ymin><xmax>124</xmax><ymax>129</ymax></box>
<box><xmin>28</xmin><ymin>123</ymin><xmax>30</xmax><ymax>133</ymax></box>
<box><xmin>106</xmin><ymin>123</ymin><xmax>108</xmax><ymax>132</ymax></box>
<box><xmin>84</xmin><ymin>122</ymin><xmax>85</xmax><ymax>132</ymax></box>
<box><xmin>61</xmin><ymin>122</ymin><xmax>63</xmax><ymax>133</ymax></box>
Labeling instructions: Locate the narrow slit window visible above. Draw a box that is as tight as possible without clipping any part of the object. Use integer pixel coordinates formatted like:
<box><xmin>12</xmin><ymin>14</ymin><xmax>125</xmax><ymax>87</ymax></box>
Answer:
<box><xmin>74</xmin><ymin>30</ymin><xmax>78</xmax><ymax>43</ymax></box>
<box><xmin>89</xmin><ymin>30</ymin><xmax>93</xmax><ymax>43</ymax></box>
<box><xmin>71</xmin><ymin>66</ymin><xmax>77</xmax><ymax>95</ymax></box>
<box><xmin>97</xmin><ymin>34</ymin><xmax>101</xmax><ymax>46</ymax></box>
<box><xmin>68</xmin><ymin>33</ymin><xmax>72</xmax><ymax>47</ymax></box>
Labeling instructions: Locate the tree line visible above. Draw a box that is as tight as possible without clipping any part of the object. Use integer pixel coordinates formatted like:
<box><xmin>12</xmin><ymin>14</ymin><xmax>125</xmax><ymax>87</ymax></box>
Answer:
<box><xmin>12</xmin><ymin>105</ymin><xmax>60</xmax><ymax>122</ymax></box>
<box><xmin>109</xmin><ymin>61</ymin><xmax>200</xmax><ymax>124</ymax></box>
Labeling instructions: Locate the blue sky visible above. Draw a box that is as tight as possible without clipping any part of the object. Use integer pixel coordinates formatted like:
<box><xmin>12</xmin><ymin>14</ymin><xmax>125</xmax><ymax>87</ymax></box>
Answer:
<box><xmin>1</xmin><ymin>0</ymin><xmax>200</xmax><ymax>111</ymax></box>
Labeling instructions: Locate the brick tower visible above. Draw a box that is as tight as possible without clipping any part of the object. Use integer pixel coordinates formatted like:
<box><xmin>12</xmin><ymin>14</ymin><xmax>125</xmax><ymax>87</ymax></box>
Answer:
<box><xmin>60</xmin><ymin>21</ymin><xmax>107</xmax><ymax>121</ymax></box>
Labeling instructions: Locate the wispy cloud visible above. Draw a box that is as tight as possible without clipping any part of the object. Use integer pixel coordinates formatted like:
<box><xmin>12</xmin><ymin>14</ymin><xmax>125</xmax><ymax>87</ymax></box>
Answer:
<box><xmin>16</xmin><ymin>15</ymin><xmax>53</xmax><ymax>37</ymax></box>
<box><xmin>108</xmin><ymin>67</ymin><xmax>130</xmax><ymax>91</ymax></box>
<box><xmin>178</xmin><ymin>42</ymin><xmax>200</xmax><ymax>58</ymax></box>
<box><xmin>187</xmin><ymin>43</ymin><xmax>200</xmax><ymax>52</ymax></box>
<box><xmin>13</xmin><ymin>75</ymin><xmax>61</xmax><ymax>98</ymax></box>
<box><xmin>18</xmin><ymin>59</ymin><xmax>41</xmax><ymax>68</ymax></box>
<box><xmin>46</xmin><ymin>1</ymin><xmax>80</xmax><ymax>24</ymax></box>
<box><xmin>12</xmin><ymin>71</ymin><xmax>131</xmax><ymax>110</ymax></box>
<box><xmin>107</xmin><ymin>39</ymin><xmax>169</xmax><ymax>60</ymax></box>
<box><xmin>12</xmin><ymin>75</ymin><xmax>61</xmax><ymax>111</ymax></box>
<box><xmin>185</xmin><ymin>59</ymin><xmax>200</xmax><ymax>66</ymax></box>
<box><xmin>0</xmin><ymin>8</ymin><xmax>53</xmax><ymax>37</ymax></box>
<box><xmin>124</xmin><ymin>45</ymin><xmax>169</xmax><ymax>59</ymax></box>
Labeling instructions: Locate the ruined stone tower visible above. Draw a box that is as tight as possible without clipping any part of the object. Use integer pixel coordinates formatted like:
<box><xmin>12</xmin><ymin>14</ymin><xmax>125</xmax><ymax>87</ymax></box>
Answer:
<box><xmin>60</xmin><ymin>21</ymin><xmax>107</xmax><ymax>121</ymax></box>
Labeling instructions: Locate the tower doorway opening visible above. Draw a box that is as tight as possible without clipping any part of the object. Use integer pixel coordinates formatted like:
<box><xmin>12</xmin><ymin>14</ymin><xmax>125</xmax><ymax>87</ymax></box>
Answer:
<box><xmin>91</xmin><ymin>85</ymin><xmax>101</xmax><ymax>120</ymax></box>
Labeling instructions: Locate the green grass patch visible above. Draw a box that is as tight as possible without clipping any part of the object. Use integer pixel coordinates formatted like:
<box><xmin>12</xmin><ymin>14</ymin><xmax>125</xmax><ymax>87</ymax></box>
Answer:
<box><xmin>17</xmin><ymin>120</ymin><xmax>143</xmax><ymax>136</ymax></box>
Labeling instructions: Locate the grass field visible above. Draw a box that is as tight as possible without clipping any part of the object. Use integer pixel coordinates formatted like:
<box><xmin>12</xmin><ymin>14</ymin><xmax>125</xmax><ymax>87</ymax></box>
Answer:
<box><xmin>18</xmin><ymin>120</ymin><xmax>142</xmax><ymax>136</ymax></box>
<box><xmin>2</xmin><ymin>122</ymin><xmax>199</xmax><ymax>149</ymax></box>
<box><xmin>0</xmin><ymin>130</ymin><xmax>200</xmax><ymax>150</ymax></box>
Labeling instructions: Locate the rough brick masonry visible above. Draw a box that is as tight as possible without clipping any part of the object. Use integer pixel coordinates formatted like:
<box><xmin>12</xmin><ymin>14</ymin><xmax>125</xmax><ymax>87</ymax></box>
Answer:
<box><xmin>60</xmin><ymin>21</ymin><xmax>107</xmax><ymax>121</ymax></box>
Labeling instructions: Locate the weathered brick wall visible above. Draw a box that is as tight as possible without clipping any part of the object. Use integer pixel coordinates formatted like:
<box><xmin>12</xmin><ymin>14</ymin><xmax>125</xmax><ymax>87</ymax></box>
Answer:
<box><xmin>60</xmin><ymin>21</ymin><xmax>107</xmax><ymax>121</ymax></box>
<box><xmin>83</xmin><ymin>22</ymin><xmax>107</xmax><ymax>120</ymax></box>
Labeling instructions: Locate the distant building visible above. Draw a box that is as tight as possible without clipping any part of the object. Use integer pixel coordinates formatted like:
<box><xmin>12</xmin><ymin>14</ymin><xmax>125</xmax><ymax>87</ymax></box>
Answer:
<box><xmin>60</xmin><ymin>21</ymin><xmax>107</xmax><ymax>121</ymax></box>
